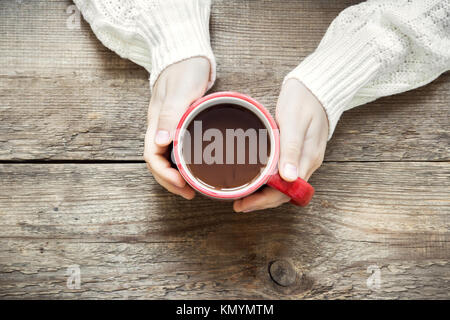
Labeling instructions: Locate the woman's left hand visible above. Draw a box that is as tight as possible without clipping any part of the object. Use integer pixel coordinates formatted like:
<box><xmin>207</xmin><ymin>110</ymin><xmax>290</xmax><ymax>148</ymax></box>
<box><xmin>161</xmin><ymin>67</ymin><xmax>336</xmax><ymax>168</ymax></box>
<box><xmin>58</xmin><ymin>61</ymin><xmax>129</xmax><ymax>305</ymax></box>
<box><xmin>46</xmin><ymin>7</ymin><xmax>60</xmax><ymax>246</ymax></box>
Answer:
<box><xmin>233</xmin><ymin>79</ymin><xmax>329</xmax><ymax>212</ymax></box>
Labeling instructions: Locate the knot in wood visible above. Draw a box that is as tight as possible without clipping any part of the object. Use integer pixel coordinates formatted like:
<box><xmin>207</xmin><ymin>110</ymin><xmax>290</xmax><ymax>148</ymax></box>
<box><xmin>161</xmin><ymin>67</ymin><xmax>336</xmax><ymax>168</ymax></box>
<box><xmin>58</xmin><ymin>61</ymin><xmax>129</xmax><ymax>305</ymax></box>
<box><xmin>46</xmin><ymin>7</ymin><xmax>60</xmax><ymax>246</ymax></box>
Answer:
<box><xmin>269</xmin><ymin>260</ymin><xmax>297</xmax><ymax>287</ymax></box>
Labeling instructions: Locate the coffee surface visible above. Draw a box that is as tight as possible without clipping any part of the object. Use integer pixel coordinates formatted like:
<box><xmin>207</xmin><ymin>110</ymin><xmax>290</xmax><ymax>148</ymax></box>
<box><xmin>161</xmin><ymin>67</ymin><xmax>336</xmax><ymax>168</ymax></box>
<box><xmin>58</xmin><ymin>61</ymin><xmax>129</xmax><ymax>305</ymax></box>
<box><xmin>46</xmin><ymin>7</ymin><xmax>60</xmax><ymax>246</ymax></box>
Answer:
<box><xmin>183</xmin><ymin>104</ymin><xmax>270</xmax><ymax>190</ymax></box>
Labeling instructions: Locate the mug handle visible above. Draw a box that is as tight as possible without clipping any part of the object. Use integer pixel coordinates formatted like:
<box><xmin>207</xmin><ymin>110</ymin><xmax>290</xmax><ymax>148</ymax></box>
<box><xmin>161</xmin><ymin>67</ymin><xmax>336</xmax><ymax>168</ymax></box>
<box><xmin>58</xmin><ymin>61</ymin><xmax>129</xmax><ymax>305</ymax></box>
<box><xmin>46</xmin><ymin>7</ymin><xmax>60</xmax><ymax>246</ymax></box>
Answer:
<box><xmin>267</xmin><ymin>173</ymin><xmax>314</xmax><ymax>206</ymax></box>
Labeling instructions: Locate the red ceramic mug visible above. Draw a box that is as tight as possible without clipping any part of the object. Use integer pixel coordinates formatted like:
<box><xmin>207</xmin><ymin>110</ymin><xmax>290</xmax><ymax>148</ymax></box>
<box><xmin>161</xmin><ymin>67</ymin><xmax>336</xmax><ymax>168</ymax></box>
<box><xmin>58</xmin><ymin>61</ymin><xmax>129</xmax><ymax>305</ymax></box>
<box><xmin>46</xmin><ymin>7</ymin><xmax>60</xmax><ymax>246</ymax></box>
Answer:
<box><xmin>173</xmin><ymin>92</ymin><xmax>314</xmax><ymax>206</ymax></box>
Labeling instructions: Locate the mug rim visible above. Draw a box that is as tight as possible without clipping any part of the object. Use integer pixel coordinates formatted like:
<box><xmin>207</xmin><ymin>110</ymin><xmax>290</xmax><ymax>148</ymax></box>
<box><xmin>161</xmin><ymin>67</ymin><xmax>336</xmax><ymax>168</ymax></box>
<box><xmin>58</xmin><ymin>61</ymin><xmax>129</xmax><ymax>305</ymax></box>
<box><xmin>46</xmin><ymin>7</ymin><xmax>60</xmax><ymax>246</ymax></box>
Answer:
<box><xmin>173</xmin><ymin>91</ymin><xmax>280</xmax><ymax>200</ymax></box>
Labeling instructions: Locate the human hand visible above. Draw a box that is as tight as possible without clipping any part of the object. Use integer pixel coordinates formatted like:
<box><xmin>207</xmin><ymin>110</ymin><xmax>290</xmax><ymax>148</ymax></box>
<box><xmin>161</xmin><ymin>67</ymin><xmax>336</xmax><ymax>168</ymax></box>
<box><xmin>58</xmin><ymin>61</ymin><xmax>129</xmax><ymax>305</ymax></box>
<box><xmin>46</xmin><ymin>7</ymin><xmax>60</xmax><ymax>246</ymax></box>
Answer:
<box><xmin>144</xmin><ymin>57</ymin><xmax>211</xmax><ymax>200</ymax></box>
<box><xmin>233</xmin><ymin>79</ymin><xmax>328</xmax><ymax>212</ymax></box>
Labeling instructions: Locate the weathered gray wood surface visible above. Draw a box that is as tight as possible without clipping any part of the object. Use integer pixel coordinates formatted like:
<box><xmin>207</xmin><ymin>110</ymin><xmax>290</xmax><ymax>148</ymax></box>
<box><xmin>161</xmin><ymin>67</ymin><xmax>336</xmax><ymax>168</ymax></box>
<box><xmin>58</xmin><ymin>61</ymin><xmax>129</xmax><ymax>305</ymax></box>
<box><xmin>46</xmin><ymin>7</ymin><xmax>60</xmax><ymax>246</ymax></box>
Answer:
<box><xmin>0</xmin><ymin>0</ymin><xmax>449</xmax><ymax>299</ymax></box>
<box><xmin>0</xmin><ymin>163</ymin><xmax>449</xmax><ymax>299</ymax></box>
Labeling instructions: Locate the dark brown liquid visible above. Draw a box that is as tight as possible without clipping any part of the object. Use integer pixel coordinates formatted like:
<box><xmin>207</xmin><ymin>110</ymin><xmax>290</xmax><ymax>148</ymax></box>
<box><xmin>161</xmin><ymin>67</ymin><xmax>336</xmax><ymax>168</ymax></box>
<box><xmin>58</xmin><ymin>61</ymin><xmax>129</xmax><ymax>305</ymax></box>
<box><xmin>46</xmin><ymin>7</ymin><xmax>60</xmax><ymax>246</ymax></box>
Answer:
<box><xmin>183</xmin><ymin>104</ymin><xmax>270</xmax><ymax>190</ymax></box>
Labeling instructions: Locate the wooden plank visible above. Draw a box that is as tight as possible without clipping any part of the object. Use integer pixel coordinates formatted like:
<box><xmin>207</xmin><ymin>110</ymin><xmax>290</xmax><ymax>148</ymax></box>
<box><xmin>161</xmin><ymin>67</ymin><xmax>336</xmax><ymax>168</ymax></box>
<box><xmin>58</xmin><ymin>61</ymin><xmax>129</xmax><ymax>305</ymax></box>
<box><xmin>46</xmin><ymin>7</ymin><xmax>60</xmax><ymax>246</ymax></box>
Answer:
<box><xmin>0</xmin><ymin>162</ymin><xmax>448</xmax><ymax>299</ymax></box>
<box><xmin>0</xmin><ymin>0</ymin><xmax>449</xmax><ymax>161</ymax></box>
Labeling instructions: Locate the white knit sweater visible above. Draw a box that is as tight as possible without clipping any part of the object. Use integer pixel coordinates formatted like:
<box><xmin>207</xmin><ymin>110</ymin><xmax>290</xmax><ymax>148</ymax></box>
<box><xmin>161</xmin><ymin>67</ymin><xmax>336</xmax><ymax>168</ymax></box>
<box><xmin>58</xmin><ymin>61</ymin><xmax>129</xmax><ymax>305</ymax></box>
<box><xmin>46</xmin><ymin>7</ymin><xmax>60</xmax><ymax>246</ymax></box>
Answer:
<box><xmin>74</xmin><ymin>0</ymin><xmax>450</xmax><ymax>139</ymax></box>
<box><xmin>73</xmin><ymin>0</ymin><xmax>216</xmax><ymax>89</ymax></box>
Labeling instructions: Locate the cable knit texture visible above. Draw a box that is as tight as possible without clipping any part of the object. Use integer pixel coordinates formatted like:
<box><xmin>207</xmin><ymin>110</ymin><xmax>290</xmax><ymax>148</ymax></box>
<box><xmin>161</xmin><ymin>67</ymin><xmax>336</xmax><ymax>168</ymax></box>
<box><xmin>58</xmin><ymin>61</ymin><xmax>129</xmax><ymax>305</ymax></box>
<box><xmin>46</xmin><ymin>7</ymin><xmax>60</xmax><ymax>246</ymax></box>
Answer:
<box><xmin>285</xmin><ymin>0</ymin><xmax>450</xmax><ymax>139</ymax></box>
<box><xmin>75</xmin><ymin>0</ymin><xmax>449</xmax><ymax>139</ymax></box>
<box><xmin>73</xmin><ymin>0</ymin><xmax>216</xmax><ymax>90</ymax></box>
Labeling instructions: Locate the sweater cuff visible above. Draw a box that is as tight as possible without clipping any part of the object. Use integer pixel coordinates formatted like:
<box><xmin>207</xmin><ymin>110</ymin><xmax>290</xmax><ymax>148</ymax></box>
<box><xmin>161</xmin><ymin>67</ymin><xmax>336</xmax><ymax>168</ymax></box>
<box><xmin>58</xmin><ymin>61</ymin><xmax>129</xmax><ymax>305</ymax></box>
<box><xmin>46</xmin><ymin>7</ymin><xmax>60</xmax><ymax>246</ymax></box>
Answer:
<box><xmin>73</xmin><ymin>0</ymin><xmax>152</xmax><ymax>72</ymax></box>
<box><xmin>284</xmin><ymin>31</ymin><xmax>383</xmax><ymax>140</ymax></box>
<box><xmin>137</xmin><ymin>0</ymin><xmax>216</xmax><ymax>90</ymax></box>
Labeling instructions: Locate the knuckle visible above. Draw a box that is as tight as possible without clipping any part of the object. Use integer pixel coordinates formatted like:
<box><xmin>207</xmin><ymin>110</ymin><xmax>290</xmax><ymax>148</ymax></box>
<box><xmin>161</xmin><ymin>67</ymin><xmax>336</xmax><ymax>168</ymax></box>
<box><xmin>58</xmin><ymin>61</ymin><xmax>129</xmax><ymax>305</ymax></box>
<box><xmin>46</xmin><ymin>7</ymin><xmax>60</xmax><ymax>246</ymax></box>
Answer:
<box><xmin>160</xmin><ymin>99</ymin><xmax>185</xmax><ymax>118</ymax></box>
<box><xmin>153</xmin><ymin>174</ymin><xmax>163</xmax><ymax>186</ymax></box>
<box><xmin>307</xmin><ymin>150</ymin><xmax>324</xmax><ymax>165</ymax></box>
<box><xmin>143</xmin><ymin>154</ymin><xmax>154</xmax><ymax>170</ymax></box>
<box><xmin>158</xmin><ymin>108</ymin><xmax>176</xmax><ymax>125</ymax></box>
<box><xmin>282</xmin><ymin>141</ymin><xmax>301</xmax><ymax>159</ymax></box>
<box><xmin>151</xmin><ymin>91</ymin><xmax>164</xmax><ymax>105</ymax></box>
<box><xmin>317</xmin><ymin>152</ymin><xmax>325</xmax><ymax>164</ymax></box>
<box><xmin>161</xmin><ymin>100</ymin><xmax>177</xmax><ymax>111</ymax></box>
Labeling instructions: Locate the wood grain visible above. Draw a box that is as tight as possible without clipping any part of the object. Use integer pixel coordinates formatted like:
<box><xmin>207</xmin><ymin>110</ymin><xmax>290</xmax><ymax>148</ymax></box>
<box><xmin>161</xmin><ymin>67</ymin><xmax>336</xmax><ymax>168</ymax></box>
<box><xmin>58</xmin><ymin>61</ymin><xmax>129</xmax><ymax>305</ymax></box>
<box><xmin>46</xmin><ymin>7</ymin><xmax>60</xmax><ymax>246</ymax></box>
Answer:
<box><xmin>0</xmin><ymin>162</ymin><xmax>448</xmax><ymax>299</ymax></box>
<box><xmin>0</xmin><ymin>0</ymin><xmax>448</xmax><ymax>161</ymax></box>
<box><xmin>0</xmin><ymin>0</ymin><xmax>449</xmax><ymax>300</ymax></box>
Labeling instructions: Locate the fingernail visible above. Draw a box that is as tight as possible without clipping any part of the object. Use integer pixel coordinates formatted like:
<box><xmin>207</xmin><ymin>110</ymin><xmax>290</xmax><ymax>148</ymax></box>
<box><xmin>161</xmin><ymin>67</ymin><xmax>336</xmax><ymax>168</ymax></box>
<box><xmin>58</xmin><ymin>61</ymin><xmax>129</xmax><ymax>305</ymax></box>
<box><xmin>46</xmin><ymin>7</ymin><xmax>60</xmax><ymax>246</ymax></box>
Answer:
<box><xmin>284</xmin><ymin>163</ymin><xmax>298</xmax><ymax>181</ymax></box>
<box><xmin>155</xmin><ymin>130</ymin><xmax>170</xmax><ymax>145</ymax></box>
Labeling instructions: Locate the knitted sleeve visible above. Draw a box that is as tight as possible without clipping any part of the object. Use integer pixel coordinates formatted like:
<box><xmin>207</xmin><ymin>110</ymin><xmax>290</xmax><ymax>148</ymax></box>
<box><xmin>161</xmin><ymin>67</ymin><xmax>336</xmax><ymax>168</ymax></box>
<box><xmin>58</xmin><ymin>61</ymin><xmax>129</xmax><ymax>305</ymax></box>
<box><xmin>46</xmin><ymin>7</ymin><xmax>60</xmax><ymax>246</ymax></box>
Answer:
<box><xmin>73</xmin><ymin>0</ymin><xmax>216</xmax><ymax>90</ymax></box>
<box><xmin>285</xmin><ymin>0</ymin><xmax>450</xmax><ymax>140</ymax></box>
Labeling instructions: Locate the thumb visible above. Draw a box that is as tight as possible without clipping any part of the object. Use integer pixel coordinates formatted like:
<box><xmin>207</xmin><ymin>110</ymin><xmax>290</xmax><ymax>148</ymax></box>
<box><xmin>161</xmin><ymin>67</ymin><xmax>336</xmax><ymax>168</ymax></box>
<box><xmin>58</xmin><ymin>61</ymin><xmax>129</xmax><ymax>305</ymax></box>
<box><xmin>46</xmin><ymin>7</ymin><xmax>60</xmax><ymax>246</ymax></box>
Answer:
<box><xmin>276</xmin><ymin>79</ymin><xmax>311</xmax><ymax>182</ymax></box>
<box><xmin>153</xmin><ymin>58</ymin><xmax>210</xmax><ymax>147</ymax></box>
<box><xmin>154</xmin><ymin>100</ymin><xmax>189</xmax><ymax>147</ymax></box>
<box><xmin>277</xmin><ymin>79</ymin><xmax>321</xmax><ymax>182</ymax></box>
<box><xmin>278</xmin><ymin>119</ymin><xmax>308</xmax><ymax>182</ymax></box>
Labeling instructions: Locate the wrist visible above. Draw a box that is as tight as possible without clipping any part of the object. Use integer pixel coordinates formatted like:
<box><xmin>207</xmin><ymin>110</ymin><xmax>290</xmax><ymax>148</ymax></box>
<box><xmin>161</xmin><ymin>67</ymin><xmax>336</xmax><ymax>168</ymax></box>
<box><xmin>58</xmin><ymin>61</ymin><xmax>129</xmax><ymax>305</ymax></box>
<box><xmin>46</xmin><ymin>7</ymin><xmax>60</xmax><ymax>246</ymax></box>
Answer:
<box><xmin>137</xmin><ymin>0</ymin><xmax>216</xmax><ymax>91</ymax></box>
<box><xmin>284</xmin><ymin>29</ymin><xmax>383</xmax><ymax>140</ymax></box>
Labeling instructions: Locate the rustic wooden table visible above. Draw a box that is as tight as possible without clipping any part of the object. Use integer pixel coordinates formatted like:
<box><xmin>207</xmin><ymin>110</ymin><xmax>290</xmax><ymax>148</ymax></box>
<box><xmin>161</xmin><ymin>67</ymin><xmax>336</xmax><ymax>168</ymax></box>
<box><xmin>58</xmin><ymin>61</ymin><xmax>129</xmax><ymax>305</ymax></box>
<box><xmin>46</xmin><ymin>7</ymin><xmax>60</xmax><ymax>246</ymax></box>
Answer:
<box><xmin>0</xmin><ymin>0</ymin><xmax>449</xmax><ymax>299</ymax></box>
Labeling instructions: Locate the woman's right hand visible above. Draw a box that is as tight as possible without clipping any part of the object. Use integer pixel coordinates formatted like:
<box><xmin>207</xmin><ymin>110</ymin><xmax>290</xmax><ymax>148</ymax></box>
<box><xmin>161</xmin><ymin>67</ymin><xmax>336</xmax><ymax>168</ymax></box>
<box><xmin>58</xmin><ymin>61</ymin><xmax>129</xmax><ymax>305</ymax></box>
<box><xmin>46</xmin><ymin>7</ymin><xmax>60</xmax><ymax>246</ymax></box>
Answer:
<box><xmin>144</xmin><ymin>57</ymin><xmax>211</xmax><ymax>200</ymax></box>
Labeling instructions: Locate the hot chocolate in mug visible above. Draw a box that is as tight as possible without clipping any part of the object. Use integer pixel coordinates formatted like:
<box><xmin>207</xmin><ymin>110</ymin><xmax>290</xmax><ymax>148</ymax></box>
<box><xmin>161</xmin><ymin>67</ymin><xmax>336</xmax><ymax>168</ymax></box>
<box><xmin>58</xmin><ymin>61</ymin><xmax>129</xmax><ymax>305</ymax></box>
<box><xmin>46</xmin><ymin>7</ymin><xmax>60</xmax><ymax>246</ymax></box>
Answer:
<box><xmin>173</xmin><ymin>92</ymin><xmax>314</xmax><ymax>206</ymax></box>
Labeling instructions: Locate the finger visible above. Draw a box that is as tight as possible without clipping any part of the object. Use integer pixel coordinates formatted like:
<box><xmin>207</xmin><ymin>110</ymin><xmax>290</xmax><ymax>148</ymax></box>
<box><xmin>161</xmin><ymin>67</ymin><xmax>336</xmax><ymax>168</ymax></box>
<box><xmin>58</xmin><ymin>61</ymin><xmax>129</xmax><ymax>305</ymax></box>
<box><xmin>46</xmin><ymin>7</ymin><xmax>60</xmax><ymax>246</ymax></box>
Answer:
<box><xmin>233</xmin><ymin>187</ymin><xmax>290</xmax><ymax>213</ymax></box>
<box><xmin>276</xmin><ymin>101</ymin><xmax>311</xmax><ymax>183</ymax></box>
<box><xmin>145</xmin><ymin>157</ymin><xmax>186</xmax><ymax>188</ymax></box>
<box><xmin>154</xmin><ymin>173</ymin><xmax>195</xmax><ymax>200</ymax></box>
<box><xmin>144</xmin><ymin>127</ymin><xmax>186</xmax><ymax>188</ymax></box>
<box><xmin>298</xmin><ymin>120</ymin><xmax>327</xmax><ymax>181</ymax></box>
<box><xmin>155</xmin><ymin>62</ymin><xmax>209</xmax><ymax>147</ymax></box>
<box><xmin>154</xmin><ymin>99</ymin><xmax>185</xmax><ymax>146</ymax></box>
